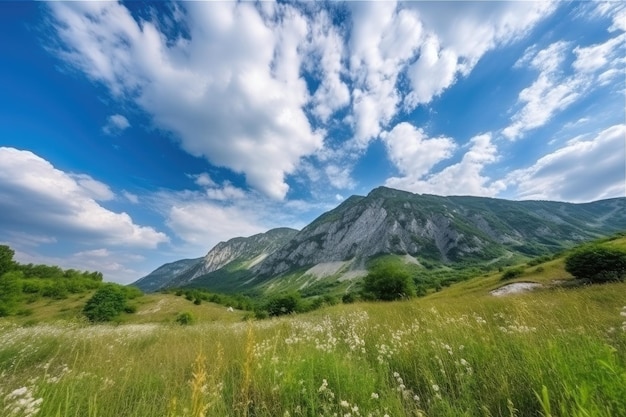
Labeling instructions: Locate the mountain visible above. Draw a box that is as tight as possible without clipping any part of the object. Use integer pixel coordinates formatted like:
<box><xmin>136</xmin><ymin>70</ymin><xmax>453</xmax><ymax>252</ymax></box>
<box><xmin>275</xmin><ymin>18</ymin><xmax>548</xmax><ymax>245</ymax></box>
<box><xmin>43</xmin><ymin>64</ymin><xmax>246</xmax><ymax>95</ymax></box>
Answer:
<box><xmin>133</xmin><ymin>258</ymin><xmax>202</xmax><ymax>292</ymax></box>
<box><xmin>133</xmin><ymin>187</ymin><xmax>626</xmax><ymax>293</ymax></box>
<box><xmin>254</xmin><ymin>187</ymin><xmax>626</xmax><ymax>278</ymax></box>
<box><xmin>133</xmin><ymin>228</ymin><xmax>298</xmax><ymax>292</ymax></box>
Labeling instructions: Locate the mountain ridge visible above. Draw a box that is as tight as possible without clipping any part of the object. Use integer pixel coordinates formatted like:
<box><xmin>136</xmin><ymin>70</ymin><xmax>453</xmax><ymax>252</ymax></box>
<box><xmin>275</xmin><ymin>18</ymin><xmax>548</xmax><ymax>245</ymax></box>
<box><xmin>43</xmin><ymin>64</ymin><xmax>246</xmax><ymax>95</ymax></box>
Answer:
<box><xmin>133</xmin><ymin>187</ymin><xmax>626</xmax><ymax>293</ymax></box>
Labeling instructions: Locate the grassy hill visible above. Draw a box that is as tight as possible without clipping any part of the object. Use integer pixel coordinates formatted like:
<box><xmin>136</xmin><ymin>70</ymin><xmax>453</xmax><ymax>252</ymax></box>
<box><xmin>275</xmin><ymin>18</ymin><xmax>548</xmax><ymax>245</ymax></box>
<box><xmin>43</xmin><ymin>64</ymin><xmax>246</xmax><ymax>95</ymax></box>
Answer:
<box><xmin>1</xmin><ymin>236</ymin><xmax>625</xmax><ymax>416</ymax></box>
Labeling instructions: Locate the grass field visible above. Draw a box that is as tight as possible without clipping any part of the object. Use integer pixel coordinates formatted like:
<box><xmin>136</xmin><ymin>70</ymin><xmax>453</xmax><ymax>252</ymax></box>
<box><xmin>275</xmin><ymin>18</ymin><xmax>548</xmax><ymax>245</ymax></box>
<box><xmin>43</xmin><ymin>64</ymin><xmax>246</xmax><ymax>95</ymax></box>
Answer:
<box><xmin>1</xmin><ymin>246</ymin><xmax>626</xmax><ymax>417</ymax></box>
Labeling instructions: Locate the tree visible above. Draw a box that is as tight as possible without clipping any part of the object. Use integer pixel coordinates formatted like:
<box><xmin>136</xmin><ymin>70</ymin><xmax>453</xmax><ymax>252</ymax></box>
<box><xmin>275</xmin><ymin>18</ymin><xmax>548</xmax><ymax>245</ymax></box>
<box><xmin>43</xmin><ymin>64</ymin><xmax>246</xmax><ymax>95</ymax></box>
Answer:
<box><xmin>83</xmin><ymin>284</ymin><xmax>127</xmax><ymax>322</ymax></box>
<box><xmin>265</xmin><ymin>292</ymin><xmax>302</xmax><ymax>316</ymax></box>
<box><xmin>0</xmin><ymin>271</ymin><xmax>23</xmax><ymax>316</ymax></box>
<box><xmin>565</xmin><ymin>245</ymin><xmax>626</xmax><ymax>283</ymax></box>
<box><xmin>0</xmin><ymin>245</ymin><xmax>15</xmax><ymax>277</ymax></box>
<box><xmin>362</xmin><ymin>263</ymin><xmax>415</xmax><ymax>301</ymax></box>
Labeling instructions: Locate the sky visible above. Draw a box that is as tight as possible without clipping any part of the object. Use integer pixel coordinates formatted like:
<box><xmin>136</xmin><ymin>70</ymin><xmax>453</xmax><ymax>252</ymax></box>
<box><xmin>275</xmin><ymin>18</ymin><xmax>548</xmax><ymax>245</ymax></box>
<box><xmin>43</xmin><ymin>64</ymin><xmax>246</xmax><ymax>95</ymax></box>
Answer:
<box><xmin>0</xmin><ymin>1</ymin><xmax>624</xmax><ymax>284</ymax></box>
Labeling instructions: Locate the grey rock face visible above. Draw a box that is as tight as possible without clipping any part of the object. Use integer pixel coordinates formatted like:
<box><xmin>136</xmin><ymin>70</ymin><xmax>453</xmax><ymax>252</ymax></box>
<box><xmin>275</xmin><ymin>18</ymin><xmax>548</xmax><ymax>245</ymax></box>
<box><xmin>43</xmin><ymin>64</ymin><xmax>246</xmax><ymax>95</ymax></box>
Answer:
<box><xmin>191</xmin><ymin>227</ymin><xmax>298</xmax><ymax>279</ymax></box>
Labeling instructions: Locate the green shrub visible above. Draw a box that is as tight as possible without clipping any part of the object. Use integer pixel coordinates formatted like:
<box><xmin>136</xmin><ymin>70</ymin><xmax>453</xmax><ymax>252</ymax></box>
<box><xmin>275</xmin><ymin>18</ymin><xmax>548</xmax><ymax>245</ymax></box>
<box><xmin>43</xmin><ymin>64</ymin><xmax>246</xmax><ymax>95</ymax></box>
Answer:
<box><xmin>265</xmin><ymin>292</ymin><xmax>302</xmax><ymax>316</ymax></box>
<box><xmin>83</xmin><ymin>284</ymin><xmax>127</xmax><ymax>322</ymax></box>
<box><xmin>254</xmin><ymin>310</ymin><xmax>269</xmax><ymax>320</ymax></box>
<box><xmin>362</xmin><ymin>263</ymin><xmax>415</xmax><ymax>301</ymax></box>
<box><xmin>501</xmin><ymin>266</ymin><xmax>525</xmax><ymax>280</ymax></box>
<box><xmin>565</xmin><ymin>245</ymin><xmax>626</xmax><ymax>283</ymax></box>
<box><xmin>124</xmin><ymin>304</ymin><xmax>138</xmax><ymax>314</ymax></box>
<box><xmin>342</xmin><ymin>292</ymin><xmax>357</xmax><ymax>304</ymax></box>
<box><xmin>175</xmin><ymin>311</ymin><xmax>195</xmax><ymax>325</ymax></box>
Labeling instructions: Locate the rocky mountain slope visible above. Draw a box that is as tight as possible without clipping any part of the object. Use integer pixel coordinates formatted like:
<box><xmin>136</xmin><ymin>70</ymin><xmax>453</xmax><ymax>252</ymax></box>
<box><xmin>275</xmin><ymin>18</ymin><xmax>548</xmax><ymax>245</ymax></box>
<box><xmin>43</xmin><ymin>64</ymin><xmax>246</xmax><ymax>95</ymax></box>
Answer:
<box><xmin>134</xmin><ymin>228</ymin><xmax>297</xmax><ymax>292</ymax></box>
<box><xmin>253</xmin><ymin>187</ymin><xmax>626</xmax><ymax>278</ymax></box>
<box><xmin>132</xmin><ymin>258</ymin><xmax>202</xmax><ymax>293</ymax></box>
<box><xmin>133</xmin><ymin>187</ymin><xmax>626</xmax><ymax>293</ymax></box>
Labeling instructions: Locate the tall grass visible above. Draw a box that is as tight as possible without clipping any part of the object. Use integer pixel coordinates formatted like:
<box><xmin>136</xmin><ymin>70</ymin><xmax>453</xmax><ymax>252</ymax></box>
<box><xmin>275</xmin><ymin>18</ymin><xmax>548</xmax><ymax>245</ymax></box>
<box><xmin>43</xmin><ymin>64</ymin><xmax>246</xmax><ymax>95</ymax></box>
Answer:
<box><xmin>1</xmin><ymin>283</ymin><xmax>625</xmax><ymax>417</ymax></box>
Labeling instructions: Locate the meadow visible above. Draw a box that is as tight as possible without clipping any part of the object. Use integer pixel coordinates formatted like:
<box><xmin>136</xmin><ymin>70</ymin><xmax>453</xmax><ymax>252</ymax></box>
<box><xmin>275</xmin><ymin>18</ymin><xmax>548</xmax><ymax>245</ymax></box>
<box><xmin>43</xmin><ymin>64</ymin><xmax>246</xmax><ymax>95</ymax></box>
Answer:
<box><xmin>1</xmin><ymin>277</ymin><xmax>626</xmax><ymax>417</ymax></box>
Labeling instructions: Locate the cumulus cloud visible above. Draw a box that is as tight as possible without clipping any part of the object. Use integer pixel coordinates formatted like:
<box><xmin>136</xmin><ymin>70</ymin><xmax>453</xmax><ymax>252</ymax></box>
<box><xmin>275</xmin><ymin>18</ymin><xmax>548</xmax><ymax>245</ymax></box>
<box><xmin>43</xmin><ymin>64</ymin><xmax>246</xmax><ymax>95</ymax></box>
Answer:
<box><xmin>386</xmin><ymin>132</ymin><xmax>505</xmax><ymax>197</ymax></box>
<box><xmin>48</xmin><ymin>1</ymin><xmax>323</xmax><ymax>200</ymax></box>
<box><xmin>382</xmin><ymin>122</ymin><xmax>456</xmax><ymax>179</ymax></box>
<box><xmin>166</xmin><ymin>201</ymin><xmax>265</xmax><ymax>248</ymax></box>
<box><xmin>103</xmin><ymin>114</ymin><xmax>130</xmax><ymax>135</ymax></box>
<box><xmin>48</xmin><ymin>1</ymin><xmax>556</xmax><ymax>195</ymax></box>
<box><xmin>325</xmin><ymin>165</ymin><xmax>356</xmax><ymax>190</ymax></box>
<box><xmin>504</xmin><ymin>20</ymin><xmax>625</xmax><ymax>141</ymax></box>
<box><xmin>506</xmin><ymin>124</ymin><xmax>626</xmax><ymax>202</ymax></box>
<box><xmin>0</xmin><ymin>147</ymin><xmax>168</xmax><ymax>248</ymax></box>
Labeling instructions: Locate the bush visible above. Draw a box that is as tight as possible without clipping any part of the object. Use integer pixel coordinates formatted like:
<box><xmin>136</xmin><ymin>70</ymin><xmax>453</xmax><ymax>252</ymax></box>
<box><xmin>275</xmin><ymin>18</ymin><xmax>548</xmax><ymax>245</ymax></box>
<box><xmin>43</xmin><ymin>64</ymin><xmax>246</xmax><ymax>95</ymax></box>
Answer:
<box><xmin>501</xmin><ymin>267</ymin><xmax>525</xmax><ymax>280</ymax></box>
<box><xmin>342</xmin><ymin>292</ymin><xmax>357</xmax><ymax>304</ymax></box>
<box><xmin>362</xmin><ymin>263</ymin><xmax>415</xmax><ymax>301</ymax></box>
<box><xmin>565</xmin><ymin>245</ymin><xmax>626</xmax><ymax>283</ymax></box>
<box><xmin>83</xmin><ymin>284</ymin><xmax>127</xmax><ymax>322</ymax></box>
<box><xmin>265</xmin><ymin>292</ymin><xmax>302</xmax><ymax>316</ymax></box>
<box><xmin>175</xmin><ymin>311</ymin><xmax>195</xmax><ymax>325</ymax></box>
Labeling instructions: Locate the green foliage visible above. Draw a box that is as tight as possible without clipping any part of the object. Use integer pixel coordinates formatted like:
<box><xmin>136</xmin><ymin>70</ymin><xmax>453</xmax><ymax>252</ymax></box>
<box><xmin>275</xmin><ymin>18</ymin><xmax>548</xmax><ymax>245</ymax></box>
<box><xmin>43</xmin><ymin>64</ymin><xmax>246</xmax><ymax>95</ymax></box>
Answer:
<box><xmin>175</xmin><ymin>311</ymin><xmax>195</xmax><ymax>325</ymax></box>
<box><xmin>341</xmin><ymin>292</ymin><xmax>357</xmax><ymax>304</ymax></box>
<box><xmin>0</xmin><ymin>271</ymin><xmax>23</xmax><ymax>316</ymax></box>
<box><xmin>83</xmin><ymin>284</ymin><xmax>128</xmax><ymax>322</ymax></box>
<box><xmin>565</xmin><ymin>244</ymin><xmax>626</xmax><ymax>282</ymax></box>
<box><xmin>0</xmin><ymin>246</ymin><xmax>106</xmax><ymax>317</ymax></box>
<box><xmin>527</xmin><ymin>255</ymin><xmax>552</xmax><ymax>267</ymax></box>
<box><xmin>264</xmin><ymin>292</ymin><xmax>302</xmax><ymax>316</ymax></box>
<box><xmin>362</xmin><ymin>262</ymin><xmax>415</xmax><ymax>301</ymax></box>
<box><xmin>0</xmin><ymin>245</ymin><xmax>15</xmax><ymax>277</ymax></box>
<box><xmin>501</xmin><ymin>266</ymin><xmax>525</xmax><ymax>281</ymax></box>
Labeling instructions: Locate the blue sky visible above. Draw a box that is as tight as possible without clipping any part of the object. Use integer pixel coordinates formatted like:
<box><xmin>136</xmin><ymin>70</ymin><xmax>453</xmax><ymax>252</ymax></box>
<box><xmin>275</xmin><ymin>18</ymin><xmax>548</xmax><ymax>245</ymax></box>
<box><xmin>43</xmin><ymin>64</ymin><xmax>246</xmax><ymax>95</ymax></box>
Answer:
<box><xmin>0</xmin><ymin>1</ymin><xmax>624</xmax><ymax>284</ymax></box>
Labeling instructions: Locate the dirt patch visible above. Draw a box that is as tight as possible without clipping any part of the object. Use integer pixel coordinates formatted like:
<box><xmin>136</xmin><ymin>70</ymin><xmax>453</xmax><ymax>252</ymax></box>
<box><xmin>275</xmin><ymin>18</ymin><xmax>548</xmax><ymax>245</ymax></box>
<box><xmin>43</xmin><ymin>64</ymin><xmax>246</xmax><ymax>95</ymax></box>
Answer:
<box><xmin>490</xmin><ymin>282</ymin><xmax>543</xmax><ymax>296</ymax></box>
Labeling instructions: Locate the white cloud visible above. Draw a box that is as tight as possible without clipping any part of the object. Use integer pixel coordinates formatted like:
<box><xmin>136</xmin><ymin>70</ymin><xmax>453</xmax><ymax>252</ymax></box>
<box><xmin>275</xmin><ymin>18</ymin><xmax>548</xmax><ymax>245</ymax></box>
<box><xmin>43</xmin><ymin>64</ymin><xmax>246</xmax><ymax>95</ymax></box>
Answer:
<box><xmin>307</xmin><ymin>11</ymin><xmax>350</xmax><ymax>122</ymax></box>
<box><xmin>166</xmin><ymin>201</ymin><xmax>265</xmax><ymax>248</ymax></box>
<box><xmin>348</xmin><ymin>2</ymin><xmax>423</xmax><ymax>145</ymax></box>
<box><xmin>48</xmin><ymin>1</ymin><xmax>556</xmax><ymax>197</ymax></box>
<box><xmin>325</xmin><ymin>165</ymin><xmax>356</xmax><ymax>190</ymax></box>
<box><xmin>386</xmin><ymin>132</ymin><xmax>505</xmax><ymax>197</ymax></box>
<box><xmin>405</xmin><ymin>35</ymin><xmax>457</xmax><ymax>107</ymax></box>
<box><xmin>48</xmin><ymin>1</ymin><xmax>323</xmax><ymax>200</ymax></box>
<box><xmin>404</xmin><ymin>1</ymin><xmax>556</xmax><ymax>107</ymax></box>
<box><xmin>573</xmin><ymin>34</ymin><xmax>626</xmax><ymax>73</ymax></box>
<box><xmin>503</xmin><ymin>42</ymin><xmax>583</xmax><ymax>140</ymax></box>
<box><xmin>0</xmin><ymin>147</ymin><xmax>168</xmax><ymax>248</ymax></box>
<box><xmin>383</xmin><ymin>122</ymin><xmax>456</xmax><ymax>179</ymax></box>
<box><xmin>504</xmin><ymin>27</ymin><xmax>625</xmax><ymax>141</ymax></box>
<box><xmin>506</xmin><ymin>124</ymin><xmax>626</xmax><ymax>202</ymax></box>
<box><xmin>190</xmin><ymin>173</ymin><xmax>216</xmax><ymax>188</ymax></box>
<box><xmin>71</xmin><ymin>174</ymin><xmax>115</xmax><ymax>201</ymax></box>
<box><xmin>122</xmin><ymin>190</ymin><xmax>139</xmax><ymax>204</ymax></box>
<box><xmin>344</xmin><ymin>1</ymin><xmax>555</xmax><ymax>146</ymax></box>
<box><xmin>103</xmin><ymin>114</ymin><xmax>130</xmax><ymax>135</ymax></box>
<box><xmin>205</xmin><ymin>184</ymin><xmax>246</xmax><ymax>201</ymax></box>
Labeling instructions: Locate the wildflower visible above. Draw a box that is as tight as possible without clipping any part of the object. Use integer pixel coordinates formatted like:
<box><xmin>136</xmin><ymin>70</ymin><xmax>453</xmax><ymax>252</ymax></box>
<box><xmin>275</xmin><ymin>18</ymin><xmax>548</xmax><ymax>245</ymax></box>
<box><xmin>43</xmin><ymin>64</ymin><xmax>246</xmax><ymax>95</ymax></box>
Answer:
<box><xmin>340</xmin><ymin>400</ymin><xmax>350</xmax><ymax>408</ymax></box>
<box><xmin>318</xmin><ymin>379</ymin><xmax>328</xmax><ymax>392</ymax></box>
<box><xmin>431</xmin><ymin>384</ymin><xmax>440</xmax><ymax>392</ymax></box>
<box><xmin>370</xmin><ymin>393</ymin><xmax>379</xmax><ymax>399</ymax></box>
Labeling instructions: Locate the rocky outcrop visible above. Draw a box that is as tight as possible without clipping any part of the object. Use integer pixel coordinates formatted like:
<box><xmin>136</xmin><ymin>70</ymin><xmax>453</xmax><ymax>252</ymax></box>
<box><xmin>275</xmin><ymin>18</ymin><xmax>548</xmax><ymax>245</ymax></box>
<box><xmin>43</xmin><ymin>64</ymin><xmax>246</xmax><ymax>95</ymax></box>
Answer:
<box><xmin>191</xmin><ymin>227</ymin><xmax>298</xmax><ymax>279</ymax></box>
